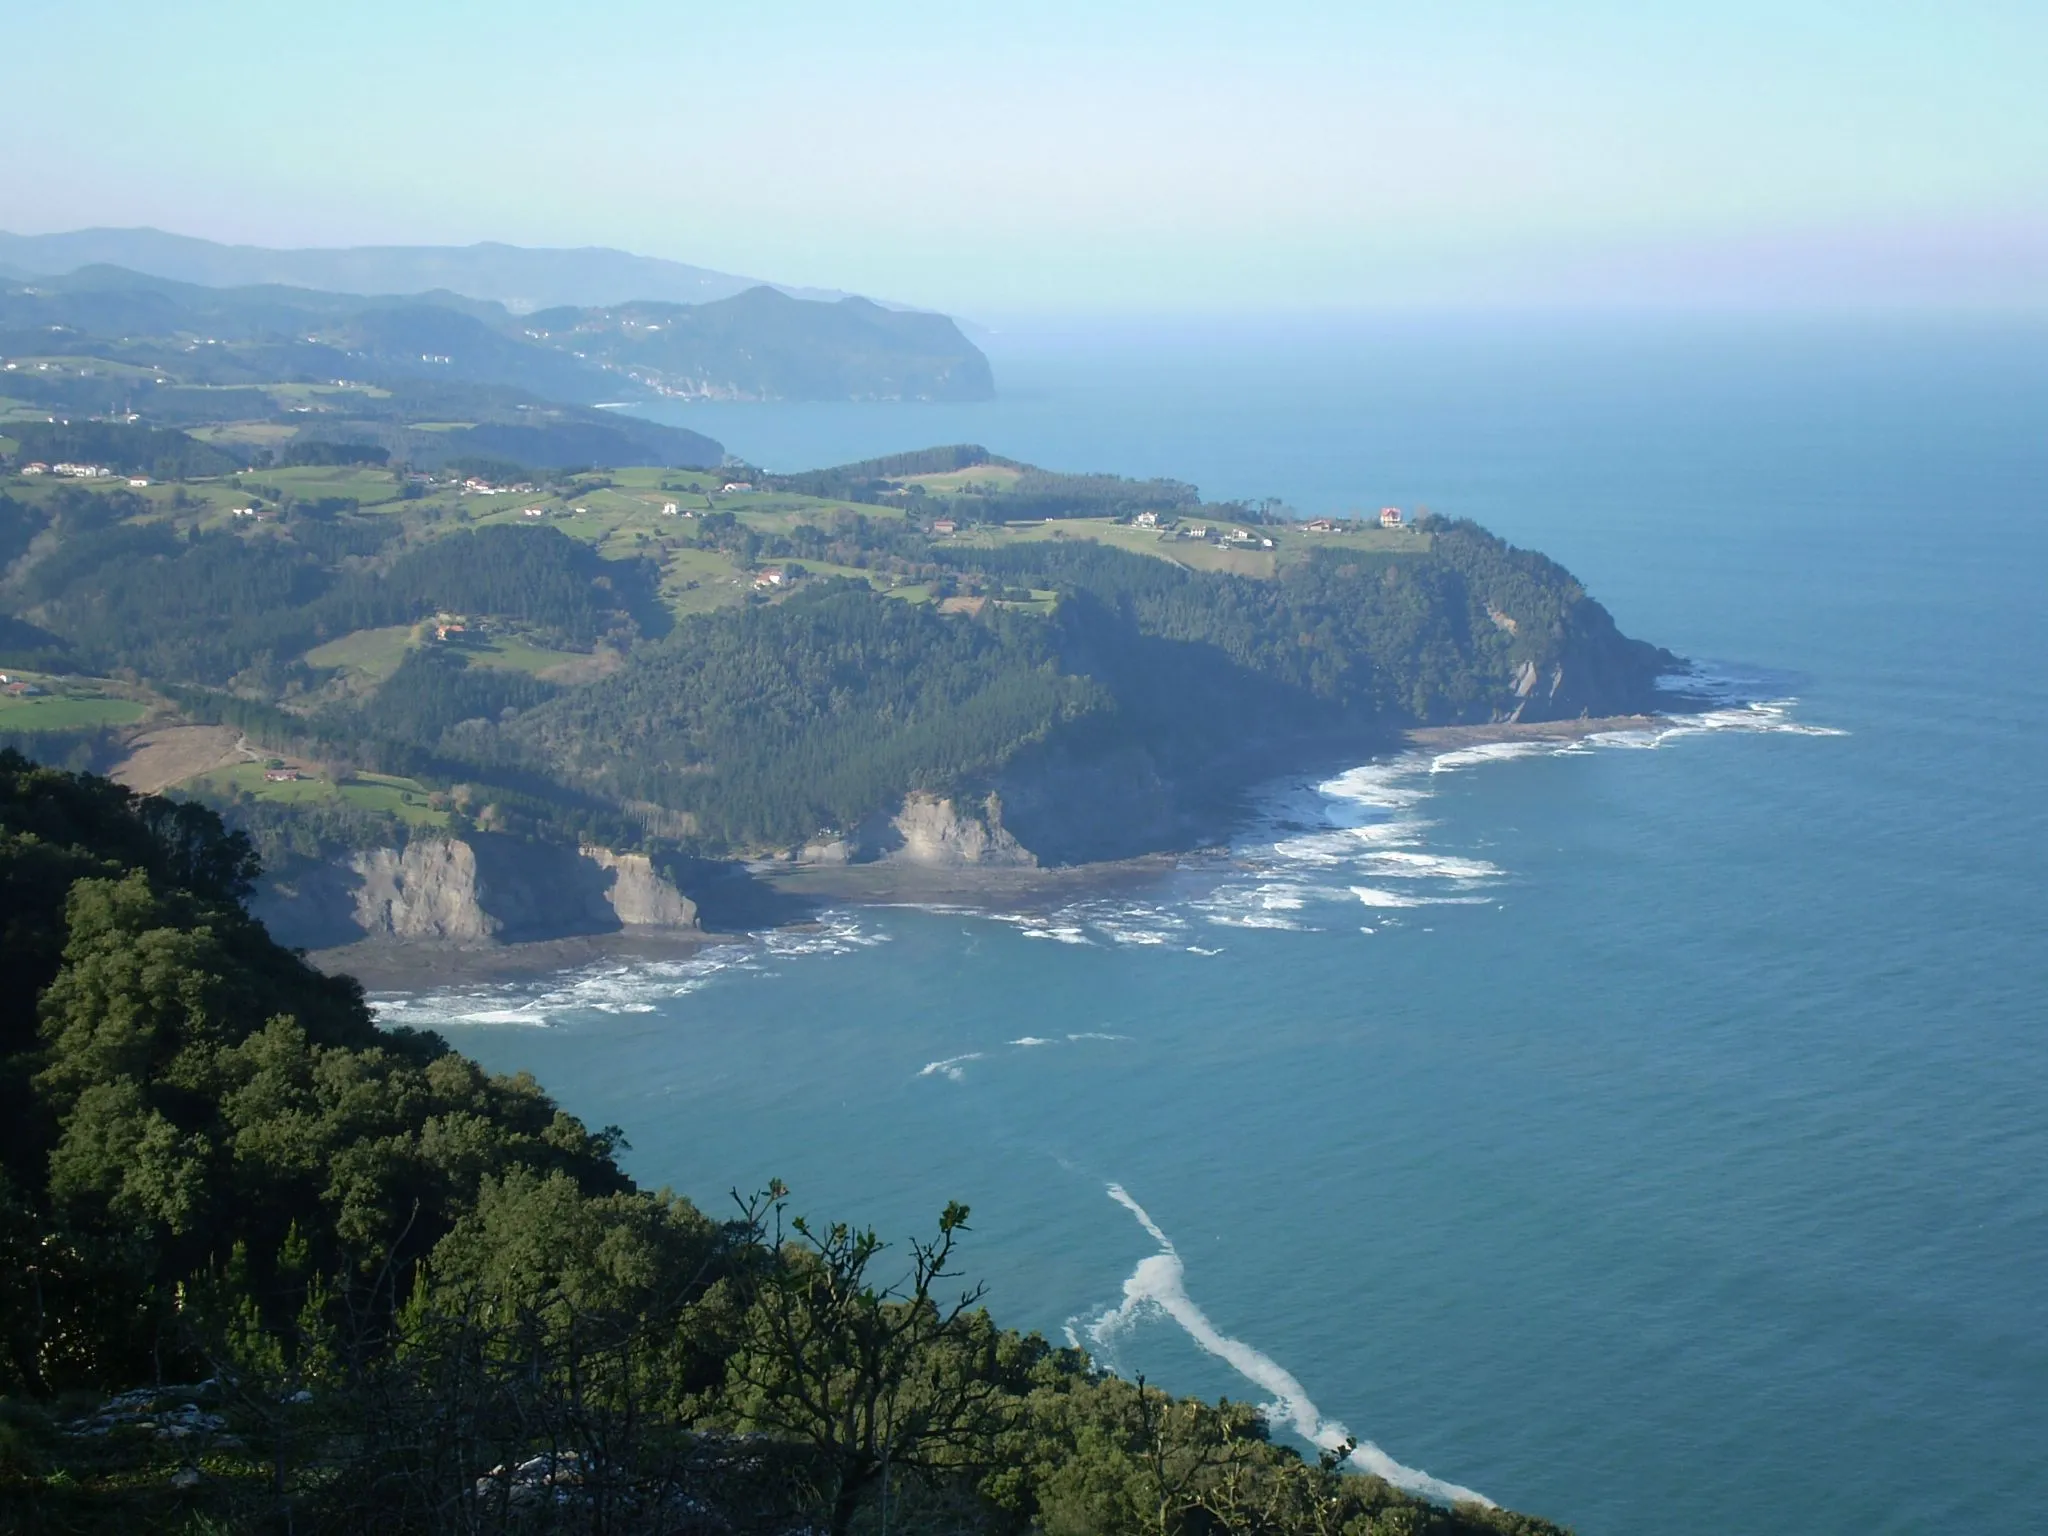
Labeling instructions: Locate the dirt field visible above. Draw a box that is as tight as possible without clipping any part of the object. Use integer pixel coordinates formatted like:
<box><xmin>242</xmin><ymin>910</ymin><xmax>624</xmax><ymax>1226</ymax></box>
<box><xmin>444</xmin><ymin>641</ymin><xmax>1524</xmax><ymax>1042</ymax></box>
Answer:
<box><xmin>110</xmin><ymin>725</ymin><xmax>251</xmax><ymax>794</ymax></box>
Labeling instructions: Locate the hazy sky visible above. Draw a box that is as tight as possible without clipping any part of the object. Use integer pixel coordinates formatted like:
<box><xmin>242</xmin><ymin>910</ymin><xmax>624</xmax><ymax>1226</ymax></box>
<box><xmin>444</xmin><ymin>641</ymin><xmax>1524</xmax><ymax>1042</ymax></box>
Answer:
<box><xmin>7</xmin><ymin>1</ymin><xmax>2044</xmax><ymax>313</ymax></box>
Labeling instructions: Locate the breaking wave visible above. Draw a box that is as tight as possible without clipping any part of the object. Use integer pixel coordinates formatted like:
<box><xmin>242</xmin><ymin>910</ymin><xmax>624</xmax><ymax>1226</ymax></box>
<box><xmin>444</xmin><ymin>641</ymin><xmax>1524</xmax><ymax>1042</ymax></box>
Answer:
<box><xmin>1085</xmin><ymin>1184</ymin><xmax>1493</xmax><ymax>1509</ymax></box>
<box><xmin>1181</xmin><ymin>685</ymin><xmax>1841</xmax><ymax>939</ymax></box>
<box><xmin>370</xmin><ymin>916</ymin><xmax>887</xmax><ymax>1030</ymax></box>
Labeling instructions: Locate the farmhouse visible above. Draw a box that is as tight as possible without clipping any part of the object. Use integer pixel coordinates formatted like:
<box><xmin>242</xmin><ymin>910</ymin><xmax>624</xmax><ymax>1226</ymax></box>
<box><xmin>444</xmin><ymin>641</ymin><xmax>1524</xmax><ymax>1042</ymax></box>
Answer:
<box><xmin>753</xmin><ymin>568</ymin><xmax>788</xmax><ymax>589</ymax></box>
<box><xmin>661</xmin><ymin>502</ymin><xmax>680</xmax><ymax>516</ymax></box>
<box><xmin>930</xmin><ymin>518</ymin><xmax>958</xmax><ymax>535</ymax></box>
<box><xmin>1380</xmin><ymin>507</ymin><xmax>1404</xmax><ymax>529</ymax></box>
<box><xmin>1133</xmin><ymin>510</ymin><xmax>1160</xmax><ymax>529</ymax></box>
<box><xmin>1305</xmin><ymin>517</ymin><xmax>1340</xmax><ymax>533</ymax></box>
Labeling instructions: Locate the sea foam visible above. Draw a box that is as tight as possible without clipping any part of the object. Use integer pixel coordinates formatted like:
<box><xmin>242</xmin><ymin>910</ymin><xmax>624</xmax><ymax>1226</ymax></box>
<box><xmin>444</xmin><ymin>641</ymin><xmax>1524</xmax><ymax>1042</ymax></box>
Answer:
<box><xmin>1089</xmin><ymin>1184</ymin><xmax>1493</xmax><ymax>1509</ymax></box>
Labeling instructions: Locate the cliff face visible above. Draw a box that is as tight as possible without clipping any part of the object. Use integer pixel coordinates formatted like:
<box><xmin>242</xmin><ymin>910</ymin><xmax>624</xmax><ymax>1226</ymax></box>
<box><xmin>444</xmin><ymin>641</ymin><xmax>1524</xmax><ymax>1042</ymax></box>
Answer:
<box><xmin>883</xmin><ymin>792</ymin><xmax>1036</xmax><ymax>867</ymax></box>
<box><xmin>253</xmin><ymin>835</ymin><xmax>698</xmax><ymax>951</ymax></box>
<box><xmin>795</xmin><ymin>792</ymin><xmax>1037</xmax><ymax>869</ymax></box>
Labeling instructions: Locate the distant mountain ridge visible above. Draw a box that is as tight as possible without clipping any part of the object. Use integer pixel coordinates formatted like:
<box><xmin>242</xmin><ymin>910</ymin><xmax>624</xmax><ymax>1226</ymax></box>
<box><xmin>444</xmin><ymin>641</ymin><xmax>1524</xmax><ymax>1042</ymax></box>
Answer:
<box><xmin>0</xmin><ymin>263</ymin><xmax>993</xmax><ymax>405</ymax></box>
<box><xmin>0</xmin><ymin>227</ymin><xmax>858</xmax><ymax>312</ymax></box>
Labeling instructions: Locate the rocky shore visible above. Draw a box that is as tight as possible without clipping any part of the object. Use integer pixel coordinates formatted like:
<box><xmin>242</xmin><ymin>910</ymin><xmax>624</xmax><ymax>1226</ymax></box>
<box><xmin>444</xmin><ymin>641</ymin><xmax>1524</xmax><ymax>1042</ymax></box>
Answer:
<box><xmin>298</xmin><ymin>712</ymin><xmax>1678</xmax><ymax>991</ymax></box>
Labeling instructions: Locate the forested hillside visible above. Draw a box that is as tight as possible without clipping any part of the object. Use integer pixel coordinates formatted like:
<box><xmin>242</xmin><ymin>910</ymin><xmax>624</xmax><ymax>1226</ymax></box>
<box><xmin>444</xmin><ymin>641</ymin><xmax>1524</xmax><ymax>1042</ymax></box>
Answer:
<box><xmin>0</xmin><ymin>753</ymin><xmax>1571</xmax><ymax>1535</ymax></box>
<box><xmin>0</xmin><ymin>445</ymin><xmax>1677</xmax><ymax>870</ymax></box>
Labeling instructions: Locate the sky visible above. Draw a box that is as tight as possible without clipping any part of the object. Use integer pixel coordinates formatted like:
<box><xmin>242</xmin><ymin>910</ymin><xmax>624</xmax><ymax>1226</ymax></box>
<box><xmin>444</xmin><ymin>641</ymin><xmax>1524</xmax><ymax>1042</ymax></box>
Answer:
<box><xmin>5</xmin><ymin>1</ymin><xmax>2044</xmax><ymax>314</ymax></box>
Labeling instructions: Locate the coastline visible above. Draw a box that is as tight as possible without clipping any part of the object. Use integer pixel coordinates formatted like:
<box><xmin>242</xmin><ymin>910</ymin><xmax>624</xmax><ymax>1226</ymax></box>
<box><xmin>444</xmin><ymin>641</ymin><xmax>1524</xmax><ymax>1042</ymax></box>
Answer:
<box><xmin>1403</xmin><ymin>712</ymin><xmax>1669</xmax><ymax>751</ymax></box>
<box><xmin>313</xmin><ymin>928</ymin><xmax>725</xmax><ymax>993</ymax></box>
<box><xmin>318</xmin><ymin>712</ymin><xmax>1673</xmax><ymax>994</ymax></box>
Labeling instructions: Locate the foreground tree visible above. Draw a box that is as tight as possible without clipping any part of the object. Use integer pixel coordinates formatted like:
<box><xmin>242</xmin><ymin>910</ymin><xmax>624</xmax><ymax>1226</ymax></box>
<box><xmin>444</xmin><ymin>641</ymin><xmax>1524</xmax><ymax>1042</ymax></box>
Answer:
<box><xmin>723</xmin><ymin>1186</ymin><xmax>1011</xmax><ymax>1535</ymax></box>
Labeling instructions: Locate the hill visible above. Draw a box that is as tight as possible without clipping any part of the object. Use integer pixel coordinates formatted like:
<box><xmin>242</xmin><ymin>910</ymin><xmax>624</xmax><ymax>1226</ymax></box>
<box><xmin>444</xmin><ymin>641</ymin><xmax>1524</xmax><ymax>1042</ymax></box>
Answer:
<box><xmin>0</xmin><ymin>226</ymin><xmax>855</xmax><ymax>308</ymax></box>
<box><xmin>0</xmin><ymin>263</ymin><xmax>993</xmax><ymax>405</ymax></box>
<box><xmin>0</xmin><ymin>445</ymin><xmax>1680</xmax><ymax>944</ymax></box>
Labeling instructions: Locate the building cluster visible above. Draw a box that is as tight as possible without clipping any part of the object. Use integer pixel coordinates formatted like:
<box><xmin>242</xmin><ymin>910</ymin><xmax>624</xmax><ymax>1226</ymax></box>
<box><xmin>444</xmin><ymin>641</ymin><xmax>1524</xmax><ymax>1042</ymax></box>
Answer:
<box><xmin>1304</xmin><ymin>508</ymin><xmax>1408</xmax><ymax>533</ymax></box>
<box><xmin>18</xmin><ymin>462</ymin><xmax>113</xmax><ymax>478</ymax></box>
<box><xmin>1167</xmin><ymin>521</ymin><xmax>1273</xmax><ymax>549</ymax></box>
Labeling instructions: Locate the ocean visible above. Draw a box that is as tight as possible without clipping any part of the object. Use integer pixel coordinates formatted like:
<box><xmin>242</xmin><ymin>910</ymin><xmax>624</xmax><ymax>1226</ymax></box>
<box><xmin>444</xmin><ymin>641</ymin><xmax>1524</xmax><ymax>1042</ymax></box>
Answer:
<box><xmin>375</xmin><ymin>313</ymin><xmax>2048</xmax><ymax>1534</ymax></box>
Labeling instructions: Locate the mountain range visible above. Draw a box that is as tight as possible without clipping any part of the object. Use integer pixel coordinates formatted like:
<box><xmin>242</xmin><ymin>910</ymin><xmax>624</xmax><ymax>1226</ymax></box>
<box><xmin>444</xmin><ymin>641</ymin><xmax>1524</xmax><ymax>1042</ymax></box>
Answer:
<box><xmin>0</xmin><ymin>264</ymin><xmax>994</xmax><ymax>407</ymax></box>
<box><xmin>0</xmin><ymin>227</ymin><xmax>856</xmax><ymax>311</ymax></box>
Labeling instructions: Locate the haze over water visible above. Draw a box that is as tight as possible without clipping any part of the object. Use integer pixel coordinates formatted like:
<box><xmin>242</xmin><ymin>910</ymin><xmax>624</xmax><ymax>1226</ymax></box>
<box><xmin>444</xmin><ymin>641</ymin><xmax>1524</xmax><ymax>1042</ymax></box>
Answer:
<box><xmin>381</xmin><ymin>315</ymin><xmax>2048</xmax><ymax>1534</ymax></box>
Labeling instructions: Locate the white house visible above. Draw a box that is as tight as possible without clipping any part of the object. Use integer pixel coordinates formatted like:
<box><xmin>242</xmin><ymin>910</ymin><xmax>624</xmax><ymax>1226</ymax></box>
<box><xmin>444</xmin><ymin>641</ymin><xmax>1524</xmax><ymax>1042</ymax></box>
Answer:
<box><xmin>1133</xmin><ymin>510</ymin><xmax>1160</xmax><ymax>529</ymax></box>
<box><xmin>1379</xmin><ymin>507</ymin><xmax>1404</xmax><ymax>529</ymax></box>
<box><xmin>661</xmin><ymin>502</ymin><xmax>680</xmax><ymax>516</ymax></box>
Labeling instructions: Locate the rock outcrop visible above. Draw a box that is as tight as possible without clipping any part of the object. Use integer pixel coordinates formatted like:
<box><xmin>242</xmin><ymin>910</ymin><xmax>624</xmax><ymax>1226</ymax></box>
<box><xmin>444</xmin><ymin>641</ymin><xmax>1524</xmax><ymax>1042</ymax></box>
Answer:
<box><xmin>253</xmin><ymin>835</ymin><xmax>698</xmax><ymax>951</ymax></box>
<box><xmin>353</xmin><ymin>838</ymin><xmax>497</xmax><ymax>941</ymax></box>
<box><xmin>790</xmin><ymin>792</ymin><xmax>1038</xmax><ymax>869</ymax></box>
<box><xmin>884</xmin><ymin>792</ymin><xmax>1036</xmax><ymax>868</ymax></box>
<box><xmin>578</xmin><ymin>845</ymin><xmax>699</xmax><ymax>926</ymax></box>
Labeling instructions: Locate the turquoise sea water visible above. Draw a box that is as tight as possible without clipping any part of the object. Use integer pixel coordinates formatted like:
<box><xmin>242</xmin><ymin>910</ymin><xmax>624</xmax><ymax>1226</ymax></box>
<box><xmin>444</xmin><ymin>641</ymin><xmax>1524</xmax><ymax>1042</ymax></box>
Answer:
<box><xmin>382</xmin><ymin>316</ymin><xmax>2048</xmax><ymax>1533</ymax></box>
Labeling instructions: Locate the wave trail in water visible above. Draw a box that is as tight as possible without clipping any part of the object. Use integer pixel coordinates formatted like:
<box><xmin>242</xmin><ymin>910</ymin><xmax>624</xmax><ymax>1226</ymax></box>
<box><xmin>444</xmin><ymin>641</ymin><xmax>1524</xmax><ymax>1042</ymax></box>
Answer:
<box><xmin>1089</xmin><ymin>1184</ymin><xmax>1493</xmax><ymax>1509</ymax></box>
<box><xmin>917</xmin><ymin>1052</ymin><xmax>984</xmax><ymax>1081</ymax></box>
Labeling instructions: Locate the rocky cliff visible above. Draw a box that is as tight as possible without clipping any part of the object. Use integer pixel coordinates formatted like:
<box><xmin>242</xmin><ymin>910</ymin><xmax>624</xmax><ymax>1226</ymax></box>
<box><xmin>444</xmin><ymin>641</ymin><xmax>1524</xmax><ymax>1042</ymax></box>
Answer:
<box><xmin>795</xmin><ymin>791</ymin><xmax>1037</xmax><ymax>869</ymax></box>
<box><xmin>253</xmin><ymin>835</ymin><xmax>699</xmax><ymax>951</ymax></box>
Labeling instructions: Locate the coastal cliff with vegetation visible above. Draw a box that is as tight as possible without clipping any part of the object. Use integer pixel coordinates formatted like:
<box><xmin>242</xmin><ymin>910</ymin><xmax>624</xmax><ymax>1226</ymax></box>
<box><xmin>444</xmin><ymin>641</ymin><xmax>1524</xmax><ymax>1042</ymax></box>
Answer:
<box><xmin>0</xmin><ymin>435</ymin><xmax>1680</xmax><ymax>947</ymax></box>
<box><xmin>0</xmin><ymin>750</ymin><xmax>1571</xmax><ymax>1535</ymax></box>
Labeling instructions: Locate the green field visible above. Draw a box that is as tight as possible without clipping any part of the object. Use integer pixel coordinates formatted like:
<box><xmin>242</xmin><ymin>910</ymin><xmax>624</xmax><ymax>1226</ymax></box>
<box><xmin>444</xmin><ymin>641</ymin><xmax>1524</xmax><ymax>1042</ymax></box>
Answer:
<box><xmin>963</xmin><ymin>518</ymin><xmax>1282</xmax><ymax>576</ymax></box>
<box><xmin>306</xmin><ymin>624</ymin><xmax>601</xmax><ymax>681</ymax></box>
<box><xmin>658</xmin><ymin>544</ymin><xmax>752</xmax><ymax>615</ymax></box>
<box><xmin>1274</xmin><ymin>526</ymin><xmax>1432</xmax><ymax>568</ymax></box>
<box><xmin>457</xmin><ymin>634</ymin><xmax>598</xmax><ymax>676</ymax></box>
<box><xmin>305</xmin><ymin>625</ymin><xmax>416</xmax><ymax>681</ymax></box>
<box><xmin>194</xmin><ymin>763</ymin><xmax>449</xmax><ymax>828</ymax></box>
<box><xmin>341</xmin><ymin>771</ymin><xmax>451</xmax><ymax>825</ymax></box>
<box><xmin>0</xmin><ymin>694</ymin><xmax>147</xmax><ymax>731</ymax></box>
<box><xmin>255</xmin><ymin>465</ymin><xmax>413</xmax><ymax>506</ymax></box>
<box><xmin>898</xmin><ymin>463</ymin><xmax>1026</xmax><ymax>494</ymax></box>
